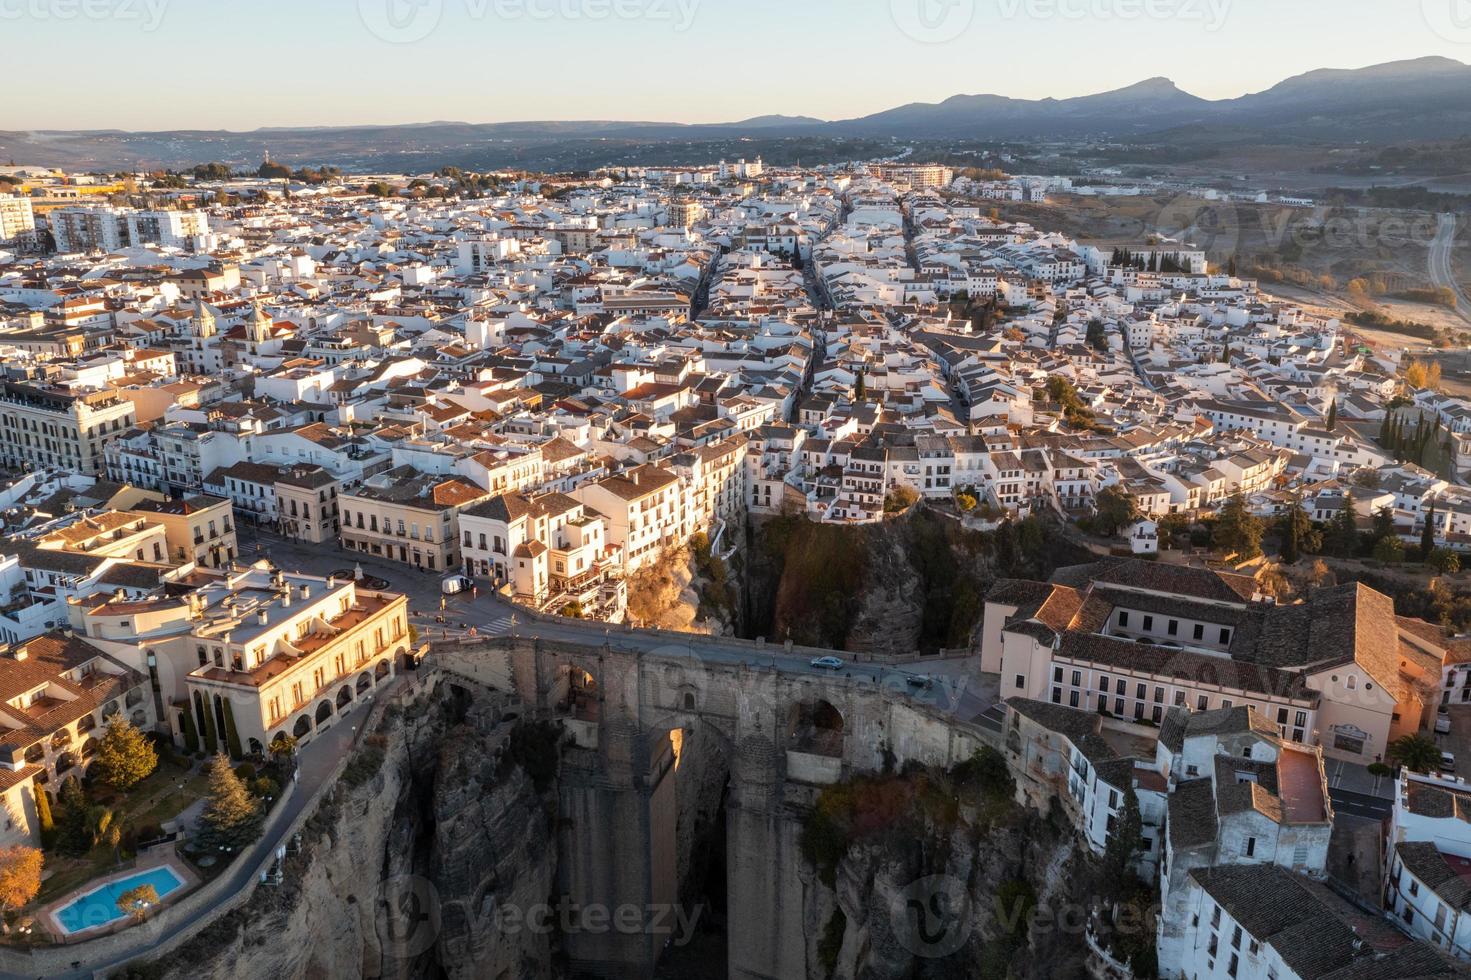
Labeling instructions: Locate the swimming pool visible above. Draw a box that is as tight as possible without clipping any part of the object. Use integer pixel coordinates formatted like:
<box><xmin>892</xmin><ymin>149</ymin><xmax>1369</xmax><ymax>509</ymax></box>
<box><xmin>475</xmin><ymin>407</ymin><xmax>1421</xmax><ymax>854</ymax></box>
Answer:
<box><xmin>53</xmin><ymin>866</ymin><xmax>186</xmax><ymax>935</ymax></box>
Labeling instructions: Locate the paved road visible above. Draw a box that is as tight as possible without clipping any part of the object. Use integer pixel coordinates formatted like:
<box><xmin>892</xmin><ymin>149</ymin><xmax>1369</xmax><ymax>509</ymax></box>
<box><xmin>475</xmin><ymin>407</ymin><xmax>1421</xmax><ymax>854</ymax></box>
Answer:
<box><xmin>1328</xmin><ymin>788</ymin><xmax>1392</xmax><ymax>822</ymax></box>
<box><xmin>52</xmin><ymin>696</ymin><xmax>378</xmax><ymax>980</ymax></box>
<box><xmin>1429</xmin><ymin>213</ymin><xmax>1471</xmax><ymax>329</ymax></box>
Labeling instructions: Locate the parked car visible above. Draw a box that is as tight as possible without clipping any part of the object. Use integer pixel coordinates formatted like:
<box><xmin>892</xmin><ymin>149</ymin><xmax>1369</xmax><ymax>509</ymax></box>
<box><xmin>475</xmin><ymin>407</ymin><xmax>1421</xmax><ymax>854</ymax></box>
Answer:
<box><xmin>1438</xmin><ymin>715</ymin><xmax>1453</xmax><ymax>735</ymax></box>
<box><xmin>441</xmin><ymin>575</ymin><xmax>473</xmax><ymax>595</ymax></box>
<box><xmin>906</xmin><ymin>674</ymin><xmax>935</xmax><ymax>689</ymax></box>
<box><xmin>1441</xmin><ymin>751</ymin><xmax>1457</xmax><ymax>774</ymax></box>
<box><xmin>810</xmin><ymin>656</ymin><xmax>845</xmax><ymax>670</ymax></box>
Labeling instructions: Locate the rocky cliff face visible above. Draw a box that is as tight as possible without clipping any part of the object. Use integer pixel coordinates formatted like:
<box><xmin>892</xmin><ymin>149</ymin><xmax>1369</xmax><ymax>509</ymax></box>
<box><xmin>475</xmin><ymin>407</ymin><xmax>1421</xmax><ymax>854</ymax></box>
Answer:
<box><xmin>141</xmin><ymin>681</ymin><xmax>562</xmax><ymax>980</ymax></box>
<box><xmin>744</xmin><ymin>508</ymin><xmax>1089</xmax><ymax>656</ymax></box>
<box><xmin>810</xmin><ymin>816</ymin><xmax>1089</xmax><ymax>980</ymax></box>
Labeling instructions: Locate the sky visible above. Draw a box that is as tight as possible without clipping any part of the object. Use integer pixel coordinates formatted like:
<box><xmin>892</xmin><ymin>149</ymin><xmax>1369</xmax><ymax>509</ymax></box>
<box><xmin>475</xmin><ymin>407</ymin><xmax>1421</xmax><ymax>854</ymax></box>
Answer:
<box><xmin>6</xmin><ymin>0</ymin><xmax>1471</xmax><ymax>131</ymax></box>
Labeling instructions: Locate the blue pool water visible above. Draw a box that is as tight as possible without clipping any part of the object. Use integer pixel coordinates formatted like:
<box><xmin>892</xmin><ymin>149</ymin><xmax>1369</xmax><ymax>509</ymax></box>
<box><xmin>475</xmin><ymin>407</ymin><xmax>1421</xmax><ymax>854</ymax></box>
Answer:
<box><xmin>54</xmin><ymin>866</ymin><xmax>185</xmax><ymax>934</ymax></box>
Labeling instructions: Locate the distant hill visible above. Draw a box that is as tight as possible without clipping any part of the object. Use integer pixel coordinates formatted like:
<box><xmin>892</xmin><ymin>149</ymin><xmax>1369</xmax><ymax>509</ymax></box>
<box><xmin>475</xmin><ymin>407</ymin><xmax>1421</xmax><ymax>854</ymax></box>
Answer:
<box><xmin>4</xmin><ymin>58</ymin><xmax>1468</xmax><ymax>171</ymax></box>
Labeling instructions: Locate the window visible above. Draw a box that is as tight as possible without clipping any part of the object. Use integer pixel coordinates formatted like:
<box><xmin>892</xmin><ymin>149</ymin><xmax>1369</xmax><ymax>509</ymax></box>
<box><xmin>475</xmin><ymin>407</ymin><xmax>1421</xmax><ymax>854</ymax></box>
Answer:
<box><xmin>1135</xmin><ymin>683</ymin><xmax>1146</xmax><ymax>700</ymax></box>
<box><xmin>1193</xmin><ymin>623</ymin><xmax>1205</xmax><ymax>641</ymax></box>
<box><xmin>1142</xmin><ymin>615</ymin><xmax>1154</xmax><ymax>631</ymax></box>
<box><xmin>1153</xmin><ymin>686</ymin><xmax>1164</xmax><ymax>703</ymax></box>
<box><xmin>1114</xmin><ymin>698</ymin><xmax>1124</xmax><ymax>715</ymax></box>
<box><xmin>1071</xmin><ymin>670</ymin><xmax>1081</xmax><ymax>687</ymax></box>
<box><xmin>1068</xmin><ymin>691</ymin><xmax>1079</xmax><ymax>708</ymax></box>
<box><xmin>1051</xmin><ymin>688</ymin><xmax>1062</xmax><ymax>704</ymax></box>
<box><xmin>1116</xmin><ymin>679</ymin><xmax>1126</xmax><ymax>695</ymax></box>
<box><xmin>1015</xmin><ymin>674</ymin><xmax>1026</xmax><ymax>689</ymax></box>
<box><xmin>1220</xmin><ymin>628</ymin><xmax>1233</xmax><ymax>644</ymax></box>
<box><xmin>1231</xmin><ymin>926</ymin><xmax>1242</xmax><ymax>950</ymax></box>
<box><xmin>1294</xmin><ymin>711</ymin><xmax>1307</xmax><ymax>728</ymax></box>
<box><xmin>1167</xmin><ymin>619</ymin><xmax>1178</xmax><ymax>636</ymax></box>
<box><xmin>1117</xmin><ymin>611</ymin><xmax>1129</xmax><ymax>628</ymax></box>
<box><xmin>1054</xmin><ymin>667</ymin><xmax>1064</xmax><ymax>683</ymax></box>
<box><xmin>1098</xmin><ymin>674</ymin><xmax>1109</xmax><ymax>691</ymax></box>
<box><xmin>1198</xmin><ymin>695</ymin><xmax>1210</xmax><ymax>710</ymax></box>
<box><xmin>1245</xmin><ymin>837</ymin><xmax>1256</xmax><ymax>857</ymax></box>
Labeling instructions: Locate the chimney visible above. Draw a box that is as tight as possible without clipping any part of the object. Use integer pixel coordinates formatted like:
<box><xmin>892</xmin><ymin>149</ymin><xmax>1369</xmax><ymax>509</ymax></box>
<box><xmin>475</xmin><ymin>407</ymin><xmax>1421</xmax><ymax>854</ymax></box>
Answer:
<box><xmin>257</xmin><ymin>608</ymin><xmax>269</xmax><ymax>626</ymax></box>
<box><xmin>282</xmin><ymin>583</ymin><xmax>293</xmax><ymax>607</ymax></box>
<box><xmin>327</xmin><ymin>574</ymin><xmax>336</xmax><ymax>589</ymax></box>
<box><xmin>301</xmin><ymin>584</ymin><xmax>311</xmax><ymax>601</ymax></box>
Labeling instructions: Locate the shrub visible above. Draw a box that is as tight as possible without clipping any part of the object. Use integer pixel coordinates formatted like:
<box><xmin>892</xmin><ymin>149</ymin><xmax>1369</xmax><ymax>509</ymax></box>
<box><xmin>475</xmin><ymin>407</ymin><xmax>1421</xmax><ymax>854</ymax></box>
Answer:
<box><xmin>233</xmin><ymin>763</ymin><xmax>257</xmax><ymax>782</ymax></box>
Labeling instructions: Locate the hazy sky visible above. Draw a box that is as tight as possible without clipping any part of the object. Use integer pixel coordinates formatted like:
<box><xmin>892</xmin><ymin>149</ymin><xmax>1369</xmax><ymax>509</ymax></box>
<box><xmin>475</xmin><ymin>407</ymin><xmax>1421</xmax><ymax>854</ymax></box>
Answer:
<box><xmin>6</xmin><ymin>0</ymin><xmax>1469</xmax><ymax>130</ymax></box>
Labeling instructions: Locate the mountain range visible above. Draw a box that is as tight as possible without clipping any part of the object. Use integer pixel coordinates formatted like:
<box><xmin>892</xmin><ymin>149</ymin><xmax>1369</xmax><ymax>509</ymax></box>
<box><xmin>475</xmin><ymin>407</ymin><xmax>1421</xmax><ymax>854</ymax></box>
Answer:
<box><xmin>3</xmin><ymin>57</ymin><xmax>1469</xmax><ymax>172</ymax></box>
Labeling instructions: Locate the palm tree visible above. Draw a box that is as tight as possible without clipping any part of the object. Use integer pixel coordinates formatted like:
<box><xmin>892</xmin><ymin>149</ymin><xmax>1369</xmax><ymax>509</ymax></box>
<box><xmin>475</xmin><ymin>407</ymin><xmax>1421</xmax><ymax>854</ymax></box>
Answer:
<box><xmin>1388</xmin><ymin>734</ymin><xmax>1442</xmax><ymax>774</ymax></box>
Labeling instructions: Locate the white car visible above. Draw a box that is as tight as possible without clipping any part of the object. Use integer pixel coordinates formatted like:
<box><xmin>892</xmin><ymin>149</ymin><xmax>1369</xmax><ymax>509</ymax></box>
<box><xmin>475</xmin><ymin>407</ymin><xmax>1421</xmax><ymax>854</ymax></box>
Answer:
<box><xmin>441</xmin><ymin>575</ymin><xmax>473</xmax><ymax>595</ymax></box>
<box><xmin>810</xmin><ymin>656</ymin><xmax>845</xmax><ymax>670</ymax></box>
<box><xmin>1437</xmin><ymin>715</ymin><xmax>1453</xmax><ymax>735</ymax></box>
<box><xmin>1441</xmin><ymin>751</ymin><xmax>1457</xmax><ymax>774</ymax></box>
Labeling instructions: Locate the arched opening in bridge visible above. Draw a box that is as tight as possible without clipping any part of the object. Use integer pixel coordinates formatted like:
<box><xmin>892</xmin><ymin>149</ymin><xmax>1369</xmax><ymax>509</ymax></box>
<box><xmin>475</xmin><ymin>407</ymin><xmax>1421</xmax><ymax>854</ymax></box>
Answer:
<box><xmin>556</xmin><ymin>666</ymin><xmax>598</xmax><ymax>723</ymax></box>
<box><xmin>786</xmin><ymin>699</ymin><xmax>845</xmax><ymax>757</ymax></box>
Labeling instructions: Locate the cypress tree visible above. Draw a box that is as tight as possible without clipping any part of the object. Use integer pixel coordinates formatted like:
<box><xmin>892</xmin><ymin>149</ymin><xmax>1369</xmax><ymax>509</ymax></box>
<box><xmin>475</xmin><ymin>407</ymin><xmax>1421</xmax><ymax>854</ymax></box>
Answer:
<box><xmin>222</xmin><ymin>700</ymin><xmax>244</xmax><ymax>760</ymax></box>
<box><xmin>200</xmin><ymin>695</ymin><xmax>219</xmax><ymax>755</ymax></box>
<box><xmin>33</xmin><ymin>788</ymin><xmax>54</xmax><ymax>849</ymax></box>
<box><xmin>1326</xmin><ymin>400</ymin><xmax>1337</xmax><ymax>432</ymax></box>
<box><xmin>181</xmin><ymin>707</ymin><xmax>199</xmax><ymax>754</ymax></box>
<box><xmin>1423</xmin><ymin>505</ymin><xmax>1438</xmax><ymax>561</ymax></box>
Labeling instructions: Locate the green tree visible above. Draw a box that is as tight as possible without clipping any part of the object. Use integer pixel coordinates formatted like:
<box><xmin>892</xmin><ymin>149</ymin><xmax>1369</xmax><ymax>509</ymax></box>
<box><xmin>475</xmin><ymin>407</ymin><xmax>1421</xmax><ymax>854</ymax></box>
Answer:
<box><xmin>1429</xmin><ymin>548</ymin><xmax>1462</xmax><ymax>575</ymax></box>
<box><xmin>194</xmin><ymin>753</ymin><xmax>263</xmax><ymax>854</ymax></box>
<box><xmin>33</xmin><ymin>787</ymin><xmax>54</xmax><ymax>849</ymax></box>
<box><xmin>1103</xmin><ymin>783</ymin><xmax>1143</xmax><ymax>886</ymax></box>
<box><xmin>1422</xmin><ymin>505</ymin><xmax>1438</xmax><ymax>562</ymax></box>
<box><xmin>200</xmin><ymin>696</ymin><xmax>218</xmax><ymax>755</ymax></box>
<box><xmin>1325</xmin><ymin>400</ymin><xmax>1337</xmax><ymax>432</ymax></box>
<box><xmin>854</xmin><ymin>370</ymin><xmax>865</xmax><ymax>401</ymax></box>
<box><xmin>1388</xmin><ymin>734</ymin><xmax>1442</xmax><ymax>774</ymax></box>
<box><xmin>268</xmin><ymin>733</ymin><xmax>297</xmax><ymax>761</ymax></box>
<box><xmin>221</xmin><ymin>700</ymin><xmax>244</xmax><ymax>761</ymax></box>
<box><xmin>1277</xmin><ymin>497</ymin><xmax>1318</xmax><ymax>564</ymax></box>
<box><xmin>1213</xmin><ymin>494</ymin><xmax>1264</xmax><ymax>560</ymax></box>
<box><xmin>1324</xmin><ymin>493</ymin><xmax>1359</xmax><ymax>558</ymax></box>
<box><xmin>1092</xmin><ymin>486</ymin><xmax>1141</xmax><ymax>538</ymax></box>
<box><xmin>1374</xmin><ymin>536</ymin><xmax>1405</xmax><ymax>564</ymax></box>
<box><xmin>55</xmin><ymin>779</ymin><xmax>92</xmax><ymax>856</ymax></box>
<box><xmin>180</xmin><ymin>703</ymin><xmax>199</xmax><ymax>753</ymax></box>
<box><xmin>1372</xmin><ymin>506</ymin><xmax>1396</xmax><ymax>542</ymax></box>
<box><xmin>92</xmin><ymin>713</ymin><xmax>158</xmax><ymax>792</ymax></box>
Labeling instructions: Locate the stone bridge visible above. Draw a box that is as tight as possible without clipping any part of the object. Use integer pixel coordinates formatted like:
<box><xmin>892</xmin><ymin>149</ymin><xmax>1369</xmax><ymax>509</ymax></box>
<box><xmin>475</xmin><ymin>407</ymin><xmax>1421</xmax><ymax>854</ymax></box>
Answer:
<box><xmin>429</xmin><ymin>635</ymin><xmax>995</xmax><ymax>980</ymax></box>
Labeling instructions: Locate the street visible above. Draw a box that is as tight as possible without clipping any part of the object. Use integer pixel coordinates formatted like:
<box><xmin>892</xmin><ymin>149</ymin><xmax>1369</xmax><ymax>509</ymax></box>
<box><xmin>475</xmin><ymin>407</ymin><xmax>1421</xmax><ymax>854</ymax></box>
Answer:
<box><xmin>1430</xmin><ymin>212</ymin><xmax>1471</xmax><ymax>328</ymax></box>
